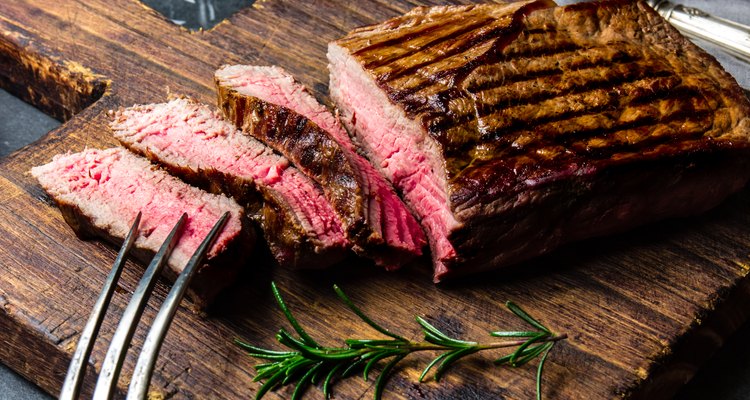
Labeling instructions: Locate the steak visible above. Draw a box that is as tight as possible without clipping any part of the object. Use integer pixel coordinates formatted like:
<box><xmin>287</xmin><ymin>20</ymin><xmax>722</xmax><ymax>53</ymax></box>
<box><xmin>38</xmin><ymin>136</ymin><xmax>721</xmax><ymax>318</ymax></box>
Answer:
<box><xmin>215</xmin><ymin>65</ymin><xmax>426</xmax><ymax>269</ymax></box>
<box><xmin>110</xmin><ymin>98</ymin><xmax>349</xmax><ymax>269</ymax></box>
<box><xmin>30</xmin><ymin>148</ymin><xmax>252</xmax><ymax>308</ymax></box>
<box><xmin>328</xmin><ymin>0</ymin><xmax>750</xmax><ymax>281</ymax></box>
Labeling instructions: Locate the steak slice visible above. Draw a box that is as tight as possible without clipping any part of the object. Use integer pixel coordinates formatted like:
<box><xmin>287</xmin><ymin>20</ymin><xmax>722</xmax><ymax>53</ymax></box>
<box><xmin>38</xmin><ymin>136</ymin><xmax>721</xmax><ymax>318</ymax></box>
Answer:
<box><xmin>328</xmin><ymin>0</ymin><xmax>750</xmax><ymax>281</ymax></box>
<box><xmin>215</xmin><ymin>65</ymin><xmax>426</xmax><ymax>269</ymax></box>
<box><xmin>30</xmin><ymin>148</ymin><xmax>252</xmax><ymax>308</ymax></box>
<box><xmin>110</xmin><ymin>98</ymin><xmax>349</xmax><ymax>269</ymax></box>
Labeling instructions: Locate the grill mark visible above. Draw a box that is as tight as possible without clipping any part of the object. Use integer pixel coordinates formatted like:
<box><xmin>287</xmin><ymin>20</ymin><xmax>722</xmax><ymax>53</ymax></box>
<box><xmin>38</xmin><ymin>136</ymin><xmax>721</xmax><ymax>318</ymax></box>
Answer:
<box><xmin>428</xmin><ymin>70</ymin><xmax>678</xmax><ymax>139</ymax></box>
<box><xmin>499</xmin><ymin>35</ymin><xmax>580</xmax><ymax>60</ymax></box>
<box><xmin>440</xmin><ymin>76</ymin><xmax>688</xmax><ymax>164</ymax></box>
<box><xmin>376</xmin><ymin>0</ymin><xmax>552</xmax><ymax>93</ymax></box>
<box><xmin>362</xmin><ymin>17</ymin><xmax>495</xmax><ymax>70</ymax></box>
<box><xmin>377</xmin><ymin>21</ymin><xmax>515</xmax><ymax>84</ymax></box>
<box><xmin>531</xmin><ymin>87</ymin><xmax>705</xmax><ymax>142</ymax></box>
<box><xmin>384</xmin><ymin>46</ymin><xmax>496</xmax><ymax>108</ymax></box>
<box><xmin>445</xmin><ymin>87</ymin><xmax>710</xmax><ymax>178</ymax></box>
<box><xmin>444</xmin><ymin>100</ymin><xmax>615</xmax><ymax>159</ymax></box>
<box><xmin>570</xmin><ymin>110</ymin><xmax>714</xmax><ymax>159</ymax></box>
<box><xmin>450</xmin><ymin>109</ymin><xmax>713</xmax><ymax>193</ymax></box>
<box><xmin>350</xmin><ymin>19</ymin><xmax>447</xmax><ymax>57</ymax></box>
<box><xmin>464</xmin><ymin>46</ymin><xmax>642</xmax><ymax>94</ymax></box>
<box><xmin>557</xmin><ymin>91</ymin><xmax>709</xmax><ymax>147</ymax></box>
<box><xmin>386</xmin><ymin>36</ymin><xmax>583</xmax><ymax>100</ymax></box>
<box><xmin>475</xmin><ymin>64</ymin><xmax>675</xmax><ymax>121</ymax></box>
<box><xmin>484</xmin><ymin>75</ymin><xmax>681</xmax><ymax>137</ymax></box>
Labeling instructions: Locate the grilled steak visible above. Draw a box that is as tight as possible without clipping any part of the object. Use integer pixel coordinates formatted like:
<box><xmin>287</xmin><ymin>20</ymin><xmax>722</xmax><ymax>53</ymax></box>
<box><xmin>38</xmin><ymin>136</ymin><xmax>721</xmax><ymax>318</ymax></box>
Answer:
<box><xmin>215</xmin><ymin>65</ymin><xmax>426</xmax><ymax>269</ymax></box>
<box><xmin>328</xmin><ymin>0</ymin><xmax>750</xmax><ymax>281</ymax></box>
<box><xmin>30</xmin><ymin>148</ymin><xmax>252</xmax><ymax>307</ymax></box>
<box><xmin>110</xmin><ymin>98</ymin><xmax>349</xmax><ymax>269</ymax></box>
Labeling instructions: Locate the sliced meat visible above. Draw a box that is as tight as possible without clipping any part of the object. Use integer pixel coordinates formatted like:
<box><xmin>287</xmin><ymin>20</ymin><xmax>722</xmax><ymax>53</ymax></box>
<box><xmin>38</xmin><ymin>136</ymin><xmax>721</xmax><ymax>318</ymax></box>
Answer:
<box><xmin>328</xmin><ymin>0</ymin><xmax>750</xmax><ymax>281</ymax></box>
<box><xmin>30</xmin><ymin>147</ymin><xmax>252</xmax><ymax>307</ymax></box>
<box><xmin>215</xmin><ymin>65</ymin><xmax>425</xmax><ymax>270</ymax></box>
<box><xmin>110</xmin><ymin>98</ymin><xmax>349</xmax><ymax>269</ymax></box>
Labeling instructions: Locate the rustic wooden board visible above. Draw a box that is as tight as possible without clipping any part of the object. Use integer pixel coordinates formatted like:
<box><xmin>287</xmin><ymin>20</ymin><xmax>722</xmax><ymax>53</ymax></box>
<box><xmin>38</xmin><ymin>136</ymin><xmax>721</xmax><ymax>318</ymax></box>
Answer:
<box><xmin>1</xmin><ymin>0</ymin><xmax>750</xmax><ymax>399</ymax></box>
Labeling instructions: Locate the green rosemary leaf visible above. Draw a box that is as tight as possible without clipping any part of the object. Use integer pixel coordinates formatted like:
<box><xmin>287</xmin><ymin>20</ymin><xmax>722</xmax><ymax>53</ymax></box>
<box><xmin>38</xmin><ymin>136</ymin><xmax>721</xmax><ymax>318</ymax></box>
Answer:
<box><xmin>374</xmin><ymin>354</ymin><xmax>407</xmax><ymax>400</ymax></box>
<box><xmin>509</xmin><ymin>334</ymin><xmax>547</xmax><ymax>366</ymax></box>
<box><xmin>252</xmin><ymin>362</ymin><xmax>277</xmax><ymax>371</ymax></box>
<box><xmin>302</xmin><ymin>346</ymin><xmax>364</xmax><ymax>361</ymax></box>
<box><xmin>255</xmin><ymin>366</ymin><xmax>287</xmax><ymax>400</ymax></box>
<box><xmin>340</xmin><ymin>357</ymin><xmax>367</xmax><ymax>378</ymax></box>
<box><xmin>505</xmin><ymin>301</ymin><xmax>550</xmax><ymax>333</ymax></box>
<box><xmin>422</xmin><ymin>330</ymin><xmax>449</xmax><ymax>347</ymax></box>
<box><xmin>346</xmin><ymin>339</ymin><xmax>403</xmax><ymax>348</ymax></box>
<box><xmin>419</xmin><ymin>351</ymin><xmax>452</xmax><ymax>382</ymax></box>
<box><xmin>277</xmin><ymin>332</ymin><xmax>360</xmax><ymax>363</ymax></box>
<box><xmin>235</xmin><ymin>339</ymin><xmax>285</xmax><ymax>355</ymax></box>
<box><xmin>510</xmin><ymin>343</ymin><xmax>549</xmax><ymax>367</ymax></box>
<box><xmin>272</xmin><ymin>282</ymin><xmax>320</xmax><ymax>348</ymax></box>
<box><xmin>282</xmin><ymin>358</ymin><xmax>315</xmax><ymax>385</ymax></box>
<box><xmin>247</xmin><ymin>352</ymin><xmax>299</xmax><ymax>361</ymax></box>
<box><xmin>536</xmin><ymin>343</ymin><xmax>554</xmax><ymax>400</ymax></box>
<box><xmin>311</xmin><ymin>364</ymin><xmax>327</xmax><ymax>385</ymax></box>
<box><xmin>536</xmin><ymin>342</ymin><xmax>555</xmax><ymax>400</ymax></box>
<box><xmin>434</xmin><ymin>347</ymin><xmax>480</xmax><ymax>382</ymax></box>
<box><xmin>254</xmin><ymin>360</ymin><xmax>287</xmax><ymax>382</ymax></box>
<box><xmin>364</xmin><ymin>350</ymin><xmax>401</xmax><ymax>380</ymax></box>
<box><xmin>291</xmin><ymin>361</ymin><xmax>323</xmax><ymax>400</ymax></box>
<box><xmin>489</xmin><ymin>331</ymin><xmax>543</xmax><ymax>338</ymax></box>
<box><xmin>245</xmin><ymin>352</ymin><xmax>295</xmax><ymax>361</ymax></box>
<box><xmin>236</xmin><ymin>340</ymin><xmax>300</xmax><ymax>360</ymax></box>
<box><xmin>255</xmin><ymin>362</ymin><xmax>286</xmax><ymax>377</ymax></box>
<box><xmin>333</xmin><ymin>284</ymin><xmax>407</xmax><ymax>341</ymax></box>
<box><xmin>322</xmin><ymin>362</ymin><xmax>345</xmax><ymax>399</ymax></box>
<box><xmin>417</xmin><ymin>316</ymin><xmax>477</xmax><ymax>348</ymax></box>
<box><xmin>494</xmin><ymin>352</ymin><xmax>514</xmax><ymax>365</ymax></box>
<box><xmin>358</xmin><ymin>350</ymin><xmax>382</xmax><ymax>361</ymax></box>
<box><xmin>276</xmin><ymin>329</ymin><xmax>312</xmax><ymax>354</ymax></box>
<box><xmin>416</xmin><ymin>316</ymin><xmax>450</xmax><ymax>340</ymax></box>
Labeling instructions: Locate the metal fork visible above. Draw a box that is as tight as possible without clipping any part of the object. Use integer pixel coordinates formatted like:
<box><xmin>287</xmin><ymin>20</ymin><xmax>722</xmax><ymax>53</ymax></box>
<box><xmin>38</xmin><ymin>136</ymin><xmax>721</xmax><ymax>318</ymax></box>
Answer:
<box><xmin>59</xmin><ymin>211</ymin><xmax>230</xmax><ymax>400</ymax></box>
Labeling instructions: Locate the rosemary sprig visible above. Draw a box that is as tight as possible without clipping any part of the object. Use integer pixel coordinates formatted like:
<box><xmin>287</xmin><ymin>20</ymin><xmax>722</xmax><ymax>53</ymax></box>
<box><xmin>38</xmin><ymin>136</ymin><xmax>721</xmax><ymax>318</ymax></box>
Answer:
<box><xmin>237</xmin><ymin>282</ymin><xmax>566</xmax><ymax>400</ymax></box>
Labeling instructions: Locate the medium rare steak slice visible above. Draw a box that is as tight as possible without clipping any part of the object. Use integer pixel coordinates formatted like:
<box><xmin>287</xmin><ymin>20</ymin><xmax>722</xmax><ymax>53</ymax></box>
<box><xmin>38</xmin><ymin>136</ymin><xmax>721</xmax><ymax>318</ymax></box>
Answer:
<box><xmin>215</xmin><ymin>65</ymin><xmax>426</xmax><ymax>269</ymax></box>
<box><xmin>328</xmin><ymin>0</ymin><xmax>750</xmax><ymax>281</ymax></box>
<box><xmin>30</xmin><ymin>148</ymin><xmax>251</xmax><ymax>308</ymax></box>
<box><xmin>111</xmin><ymin>98</ymin><xmax>349</xmax><ymax>269</ymax></box>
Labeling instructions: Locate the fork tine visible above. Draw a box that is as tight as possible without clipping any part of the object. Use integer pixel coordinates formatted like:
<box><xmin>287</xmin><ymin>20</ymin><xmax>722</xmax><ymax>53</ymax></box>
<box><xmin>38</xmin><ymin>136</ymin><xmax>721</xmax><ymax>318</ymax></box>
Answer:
<box><xmin>92</xmin><ymin>213</ymin><xmax>188</xmax><ymax>400</ymax></box>
<box><xmin>59</xmin><ymin>212</ymin><xmax>142</xmax><ymax>400</ymax></box>
<box><xmin>127</xmin><ymin>212</ymin><xmax>230</xmax><ymax>400</ymax></box>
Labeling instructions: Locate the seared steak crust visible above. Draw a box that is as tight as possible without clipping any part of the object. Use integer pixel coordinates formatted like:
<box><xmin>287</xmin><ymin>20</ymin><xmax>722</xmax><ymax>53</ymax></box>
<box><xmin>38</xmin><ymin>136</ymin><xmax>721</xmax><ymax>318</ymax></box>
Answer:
<box><xmin>217</xmin><ymin>83</ymin><xmax>364</xmax><ymax>238</ymax></box>
<box><xmin>145</xmin><ymin>151</ymin><xmax>345</xmax><ymax>269</ymax></box>
<box><xmin>215</xmin><ymin>66</ymin><xmax>426</xmax><ymax>269</ymax></box>
<box><xmin>330</xmin><ymin>0</ymin><xmax>750</xmax><ymax>280</ymax></box>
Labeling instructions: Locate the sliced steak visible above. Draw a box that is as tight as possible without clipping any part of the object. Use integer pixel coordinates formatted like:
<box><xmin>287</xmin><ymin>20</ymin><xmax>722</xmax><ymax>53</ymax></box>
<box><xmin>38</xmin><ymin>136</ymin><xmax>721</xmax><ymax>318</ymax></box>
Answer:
<box><xmin>110</xmin><ymin>98</ymin><xmax>349</xmax><ymax>269</ymax></box>
<box><xmin>215</xmin><ymin>65</ymin><xmax>425</xmax><ymax>269</ymax></box>
<box><xmin>328</xmin><ymin>0</ymin><xmax>750</xmax><ymax>281</ymax></box>
<box><xmin>30</xmin><ymin>148</ymin><xmax>252</xmax><ymax>308</ymax></box>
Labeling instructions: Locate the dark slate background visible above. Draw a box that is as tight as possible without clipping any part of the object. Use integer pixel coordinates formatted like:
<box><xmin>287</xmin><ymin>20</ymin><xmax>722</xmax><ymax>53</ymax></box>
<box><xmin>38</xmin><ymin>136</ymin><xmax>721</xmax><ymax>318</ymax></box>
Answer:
<box><xmin>1</xmin><ymin>0</ymin><xmax>748</xmax><ymax>399</ymax></box>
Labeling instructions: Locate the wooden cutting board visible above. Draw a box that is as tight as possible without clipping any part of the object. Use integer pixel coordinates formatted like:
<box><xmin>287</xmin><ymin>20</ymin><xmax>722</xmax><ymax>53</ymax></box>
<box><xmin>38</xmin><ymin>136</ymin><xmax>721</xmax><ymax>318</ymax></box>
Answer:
<box><xmin>2</xmin><ymin>0</ymin><xmax>750</xmax><ymax>399</ymax></box>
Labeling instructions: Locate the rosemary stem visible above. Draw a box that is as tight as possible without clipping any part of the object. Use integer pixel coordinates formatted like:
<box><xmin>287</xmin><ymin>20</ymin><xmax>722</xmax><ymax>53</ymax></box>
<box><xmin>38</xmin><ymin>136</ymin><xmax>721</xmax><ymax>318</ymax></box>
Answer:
<box><xmin>404</xmin><ymin>333</ymin><xmax>567</xmax><ymax>352</ymax></box>
<box><xmin>479</xmin><ymin>333</ymin><xmax>568</xmax><ymax>350</ymax></box>
<box><xmin>242</xmin><ymin>283</ymin><xmax>567</xmax><ymax>400</ymax></box>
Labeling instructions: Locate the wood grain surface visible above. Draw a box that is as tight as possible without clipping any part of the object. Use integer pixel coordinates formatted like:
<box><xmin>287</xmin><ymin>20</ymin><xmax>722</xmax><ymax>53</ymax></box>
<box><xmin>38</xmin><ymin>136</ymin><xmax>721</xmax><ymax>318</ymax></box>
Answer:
<box><xmin>1</xmin><ymin>0</ymin><xmax>750</xmax><ymax>399</ymax></box>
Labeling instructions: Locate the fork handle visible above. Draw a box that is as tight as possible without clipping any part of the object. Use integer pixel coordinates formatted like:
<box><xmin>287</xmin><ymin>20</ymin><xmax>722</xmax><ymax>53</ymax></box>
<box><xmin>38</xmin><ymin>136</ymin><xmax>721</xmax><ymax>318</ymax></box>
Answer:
<box><xmin>648</xmin><ymin>0</ymin><xmax>750</xmax><ymax>64</ymax></box>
